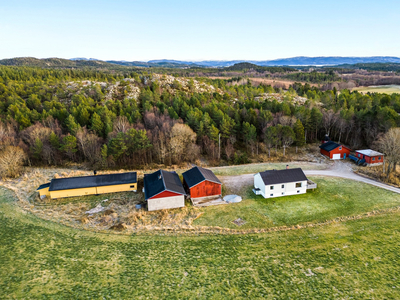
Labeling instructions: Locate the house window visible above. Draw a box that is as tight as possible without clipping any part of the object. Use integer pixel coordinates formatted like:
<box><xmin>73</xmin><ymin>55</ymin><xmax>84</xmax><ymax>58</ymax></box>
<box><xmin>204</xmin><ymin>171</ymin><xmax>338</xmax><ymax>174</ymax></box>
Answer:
<box><xmin>379</xmin><ymin>156</ymin><xmax>381</xmax><ymax>160</ymax></box>
<box><xmin>372</xmin><ymin>157</ymin><xmax>375</xmax><ymax>161</ymax></box>
<box><xmin>296</xmin><ymin>182</ymin><xmax>302</xmax><ymax>188</ymax></box>
<box><xmin>270</xmin><ymin>186</ymin><xmax>274</xmax><ymax>190</ymax></box>
<box><xmin>130</xmin><ymin>185</ymin><xmax>135</xmax><ymax>188</ymax></box>
<box><xmin>297</xmin><ymin>190</ymin><xmax>300</xmax><ymax>193</ymax></box>
<box><xmin>281</xmin><ymin>184</ymin><xmax>284</xmax><ymax>188</ymax></box>
<box><xmin>270</xmin><ymin>194</ymin><xmax>273</xmax><ymax>197</ymax></box>
<box><xmin>339</xmin><ymin>146</ymin><xmax>342</xmax><ymax>150</ymax></box>
<box><xmin>282</xmin><ymin>192</ymin><xmax>285</xmax><ymax>195</ymax></box>
<box><xmin>358</xmin><ymin>153</ymin><xmax>360</xmax><ymax>157</ymax></box>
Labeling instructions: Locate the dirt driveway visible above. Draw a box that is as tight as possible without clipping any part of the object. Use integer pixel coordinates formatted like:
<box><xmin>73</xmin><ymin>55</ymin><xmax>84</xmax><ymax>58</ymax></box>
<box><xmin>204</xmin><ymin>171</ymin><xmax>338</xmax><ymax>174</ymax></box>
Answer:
<box><xmin>220</xmin><ymin>161</ymin><xmax>400</xmax><ymax>195</ymax></box>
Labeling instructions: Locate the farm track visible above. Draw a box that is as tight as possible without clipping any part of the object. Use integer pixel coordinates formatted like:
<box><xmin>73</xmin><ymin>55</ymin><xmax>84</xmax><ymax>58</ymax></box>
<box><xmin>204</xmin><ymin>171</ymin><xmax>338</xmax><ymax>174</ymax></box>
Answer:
<box><xmin>220</xmin><ymin>161</ymin><xmax>400</xmax><ymax>195</ymax></box>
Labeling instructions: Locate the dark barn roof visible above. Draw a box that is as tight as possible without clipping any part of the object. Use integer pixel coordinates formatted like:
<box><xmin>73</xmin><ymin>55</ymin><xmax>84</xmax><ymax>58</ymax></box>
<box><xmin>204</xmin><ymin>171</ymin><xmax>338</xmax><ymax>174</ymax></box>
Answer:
<box><xmin>258</xmin><ymin>168</ymin><xmax>308</xmax><ymax>185</ymax></box>
<box><xmin>182</xmin><ymin>166</ymin><xmax>221</xmax><ymax>188</ymax></box>
<box><xmin>144</xmin><ymin>170</ymin><xmax>185</xmax><ymax>200</ymax></box>
<box><xmin>37</xmin><ymin>182</ymin><xmax>51</xmax><ymax>190</ymax></box>
<box><xmin>48</xmin><ymin>172</ymin><xmax>137</xmax><ymax>192</ymax></box>
<box><xmin>319</xmin><ymin>141</ymin><xmax>341</xmax><ymax>152</ymax></box>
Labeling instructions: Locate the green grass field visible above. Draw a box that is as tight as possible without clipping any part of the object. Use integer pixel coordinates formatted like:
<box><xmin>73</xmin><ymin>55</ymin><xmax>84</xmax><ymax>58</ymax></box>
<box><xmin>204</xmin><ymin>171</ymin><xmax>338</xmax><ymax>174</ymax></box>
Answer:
<box><xmin>1</xmin><ymin>187</ymin><xmax>400</xmax><ymax>298</ymax></box>
<box><xmin>352</xmin><ymin>84</ymin><xmax>400</xmax><ymax>94</ymax></box>
<box><xmin>194</xmin><ymin>177</ymin><xmax>400</xmax><ymax>229</ymax></box>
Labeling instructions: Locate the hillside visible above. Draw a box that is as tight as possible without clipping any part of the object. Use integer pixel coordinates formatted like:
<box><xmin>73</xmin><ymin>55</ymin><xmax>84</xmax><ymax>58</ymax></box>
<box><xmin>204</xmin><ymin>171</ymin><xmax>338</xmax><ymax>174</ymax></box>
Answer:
<box><xmin>3</xmin><ymin>57</ymin><xmax>400</xmax><ymax>69</ymax></box>
<box><xmin>141</xmin><ymin>56</ymin><xmax>400</xmax><ymax>67</ymax></box>
<box><xmin>335</xmin><ymin>63</ymin><xmax>400</xmax><ymax>72</ymax></box>
<box><xmin>223</xmin><ymin>62</ymin><xmax>295</xmax><ymax>73</ymax></box>
<box><xmin>107</xmin><ymin>60</ymin><xmax>203</xmax><ymax>68</ymax></box>
<box><xmin>0</xmin><ymin>57</ymin><xmax>114</xmax><ymax>68</ymax></box>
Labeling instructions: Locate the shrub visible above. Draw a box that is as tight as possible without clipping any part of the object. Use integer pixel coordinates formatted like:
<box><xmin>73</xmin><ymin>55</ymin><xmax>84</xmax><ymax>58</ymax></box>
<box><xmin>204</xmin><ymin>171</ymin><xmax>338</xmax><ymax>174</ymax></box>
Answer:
<box><xmin>0</xmin><ymin>146</ymin><xmax>26</xmax><ymax>178</ymax></box>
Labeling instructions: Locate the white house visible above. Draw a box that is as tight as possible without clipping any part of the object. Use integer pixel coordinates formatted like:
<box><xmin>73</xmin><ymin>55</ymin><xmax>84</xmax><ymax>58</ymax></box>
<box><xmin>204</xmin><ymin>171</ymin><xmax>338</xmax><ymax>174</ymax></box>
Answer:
<box><xmin>253</xmin><ymin>168</ymin><xmax>316</xmax><ymax>199</ymax></box>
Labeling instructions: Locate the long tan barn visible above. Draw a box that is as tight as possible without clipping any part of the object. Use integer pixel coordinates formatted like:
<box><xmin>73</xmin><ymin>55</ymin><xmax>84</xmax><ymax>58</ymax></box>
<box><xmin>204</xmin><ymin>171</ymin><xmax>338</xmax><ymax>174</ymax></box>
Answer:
<box><xmin>37</xmin><ymin>172</ymin><xmax>137</xmax><ymax>199</ymax></box>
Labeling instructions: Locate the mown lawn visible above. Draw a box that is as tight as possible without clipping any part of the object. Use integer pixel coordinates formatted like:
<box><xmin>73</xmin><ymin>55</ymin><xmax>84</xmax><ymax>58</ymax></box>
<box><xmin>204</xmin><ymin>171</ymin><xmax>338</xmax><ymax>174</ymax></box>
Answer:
<box><xmin>1</xmin><ymin>187</ymin><xmax>400</xmax><ymax>299</ymax></box>
<box><xmin>194</xmin><ymin>177</ymin><xmax>400</xmax><ymax>229</ymax></box>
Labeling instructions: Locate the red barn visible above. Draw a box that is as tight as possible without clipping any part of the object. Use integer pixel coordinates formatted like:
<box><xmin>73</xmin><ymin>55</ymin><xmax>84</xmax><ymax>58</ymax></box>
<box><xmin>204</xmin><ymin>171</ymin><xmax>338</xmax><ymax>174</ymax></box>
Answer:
<box><xmin>182</xmin><ymin>166</ymin><xmax>222</xmax><ymax>199</ymax></box>
<box><xmin>144</xmin><ymin>170</ymin><xmax>186</xmax><ymax>211</ymax></box>
<box><xmin>319</xmin><ymin>141</ymin><xmax>351</xmax><ymax>160</ymax></box>
<box><xmin>355</xmin><ymin>149</ymin><xmax>384</xmax><ymax>165</ymax></box>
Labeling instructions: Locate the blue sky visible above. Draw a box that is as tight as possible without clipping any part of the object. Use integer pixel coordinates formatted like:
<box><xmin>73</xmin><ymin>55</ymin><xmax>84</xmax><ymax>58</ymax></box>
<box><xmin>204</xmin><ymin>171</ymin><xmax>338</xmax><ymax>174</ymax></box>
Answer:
<box><xmin>0</xmin><ymin>0</ymin><xmax>399</xmax><ymax>61</ymax></box>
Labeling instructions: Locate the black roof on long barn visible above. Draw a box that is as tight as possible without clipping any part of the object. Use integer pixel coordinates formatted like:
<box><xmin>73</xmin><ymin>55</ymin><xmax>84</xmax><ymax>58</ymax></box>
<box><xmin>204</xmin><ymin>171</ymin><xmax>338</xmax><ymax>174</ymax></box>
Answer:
<box><xmin>258</xmin><ymin>168</ymin><xmax>307</xmax><ymax>185</ymax></box>
<box><xmin>48</xmin><ymin>172</ymin><xmax>137</xmax><ymax>191</ymax></box>
<box><xmin>144</xmin><ymin>170</ymin><xmax>185</xmax><ymax>200</ymax></box>
<box><xmin>319</xmin><ymin>141</ymin><xmax>341</xmax><ymax>152</ymax></box>
<box><xmin>182</xmin><ymin>166</ymin><xmax>221</xmax><ymax>188</ymax></box>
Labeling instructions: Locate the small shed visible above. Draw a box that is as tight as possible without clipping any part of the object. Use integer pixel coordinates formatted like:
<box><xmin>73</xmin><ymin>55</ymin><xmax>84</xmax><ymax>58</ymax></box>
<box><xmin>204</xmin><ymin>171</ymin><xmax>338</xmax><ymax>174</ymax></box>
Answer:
<box><xmin>355</xmin><ymin>149</ymin><xmax>384</xmax><ymax>165</ymax></box>
<box><xmin>253</xmin><ymin>168</ymin><xmax>315</xmax><ymax>199</ymax></box>
<box><xmin>182</xmin><ymin>166</ymin><xmax>222</xmax><ymax>199</ymax></box>
<box><xmin>319</xmin><ymin>141</ymin><xmax>351</xmax><ymax>160</ymax></box>
<box><xmin>144</xmin><ymin>170</ymin><xmax>186</xmax><ymax>211</ymax></box>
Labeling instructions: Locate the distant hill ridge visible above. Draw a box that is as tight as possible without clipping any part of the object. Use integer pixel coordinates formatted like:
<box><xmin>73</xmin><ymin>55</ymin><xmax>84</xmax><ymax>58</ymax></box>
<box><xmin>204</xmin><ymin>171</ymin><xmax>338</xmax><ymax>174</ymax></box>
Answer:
<box><xmin>0</xmin><ymin>57</ymin><xmax>203</xmax><ymax>68</ymax></box>
<box><xmin>0</xmin><ymin>57</ymin><xmax>113</xmax><ymax>68</ymax></box>
<box><xmin>147</xmin><ymin>56</ymin><xmax>400</xmax><ymax>67</ymax></box>
<box><xmin>1</xmin><ymin>56</ymin><xmax>400</xmax><ymax>68</ymax></box>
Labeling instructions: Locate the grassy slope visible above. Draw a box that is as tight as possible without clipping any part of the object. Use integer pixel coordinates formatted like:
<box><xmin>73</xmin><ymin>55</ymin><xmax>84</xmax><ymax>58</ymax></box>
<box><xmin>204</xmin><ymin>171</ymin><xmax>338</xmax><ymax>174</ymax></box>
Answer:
<box><xmin>195</xmin><ymin>177</ymin><xmax>400</xmax><ymax>229</ymax></box>
<box><xmin>352</xmin><ymin>85</ymin><xmax>400</xmax><ymax>94</ymax></box>
<box><xmin>1</xmin><ymin>187</ymin><xmax>400</xmax><ymax>299</ymax></box>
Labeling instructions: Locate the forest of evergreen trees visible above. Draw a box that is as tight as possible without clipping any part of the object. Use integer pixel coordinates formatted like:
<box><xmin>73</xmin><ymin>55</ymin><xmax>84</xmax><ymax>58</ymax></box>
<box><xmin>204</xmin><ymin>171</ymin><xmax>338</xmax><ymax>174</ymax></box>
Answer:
<box><xmin>0</xmin><ymin>66</ymin><xmax>400</xmax><ymax>176</ymax></box>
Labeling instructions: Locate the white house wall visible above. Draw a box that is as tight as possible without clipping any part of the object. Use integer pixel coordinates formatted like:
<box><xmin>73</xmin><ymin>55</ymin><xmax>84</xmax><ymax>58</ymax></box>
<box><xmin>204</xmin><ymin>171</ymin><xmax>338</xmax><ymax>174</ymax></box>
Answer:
<box><xmin>254</xmin><ymin>173</ymin><xmax>266</xmax><ymax>197</ymax></box>
<box><xmin>255</xmin><ymin>179</ymin><xmax>308</xmax><ymax>199</ymax></box>
<box><xmin>147</xmin><ymin>195</ymin><xmax>185</xmax><ymax>211</ymax></box>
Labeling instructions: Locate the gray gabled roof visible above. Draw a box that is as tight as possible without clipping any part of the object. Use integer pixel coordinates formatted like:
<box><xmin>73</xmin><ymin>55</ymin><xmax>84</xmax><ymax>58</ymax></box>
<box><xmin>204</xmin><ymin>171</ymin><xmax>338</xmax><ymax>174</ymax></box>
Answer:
<box><xmin>319</xmin><ymin>141</ymin><xmax>340</xmax><ymax>151</ymax></box>
<box><xmin>48</xmin><ymin>172</ymin><xmax>137</xmax><ymax>191</ymax></box>
<box><xmin>319</xmin><ymin>141</ymin><xmax>351</xmax><ymax>152</ymax></box>
<box><xmin>182</xmin><ymin>166</ymin><xmax>221</xmax><ymax>188</ymax></box>
<box><xmin>258</xmin><ymin>168</ymin><xmax>307</xmax><ymax>185</ymax></box>
<box><xmin>356</xmin><ymin>149</ymin><xmax>384</xmax><ymax>157</ymax></box>
<box><xmin>144</xmin><ymin>170</ymin><xmax>186</xmax><ymax>200</ymax></box>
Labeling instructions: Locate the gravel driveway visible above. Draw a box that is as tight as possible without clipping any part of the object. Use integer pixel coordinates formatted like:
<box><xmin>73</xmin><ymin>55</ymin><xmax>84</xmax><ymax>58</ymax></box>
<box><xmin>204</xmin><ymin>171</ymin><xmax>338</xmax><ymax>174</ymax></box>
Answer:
<box><xmin>220</xmin><ymin>161</ymin><xmax>400</xmax><ymax>194</ymax></box>
<box><xmin>304</xmin><ymin>161</ymin><xmax>400</xmax><ymax>194</ymax></box>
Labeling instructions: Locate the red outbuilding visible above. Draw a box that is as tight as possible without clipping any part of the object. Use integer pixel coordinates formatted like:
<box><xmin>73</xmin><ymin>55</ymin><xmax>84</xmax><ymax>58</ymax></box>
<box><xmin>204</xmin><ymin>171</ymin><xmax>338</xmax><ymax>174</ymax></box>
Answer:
<box><xmin>319</xmin><ymin>141</ymin><xmax>351</xmax><ymax>160</ymax></box>
<box><xmin>182</xmin><ymin>166</ymin><xmax>222</xmax><ymax>199</ymax></box>
<box><xmin>355</xmin><ymin>149</ymin><xmax>384</xmax><ymax>165</ymax></box>
<box><xmin>144</xmin><ymin>169</ymin><xmax>186</xmax><ymax>211</ymax></box>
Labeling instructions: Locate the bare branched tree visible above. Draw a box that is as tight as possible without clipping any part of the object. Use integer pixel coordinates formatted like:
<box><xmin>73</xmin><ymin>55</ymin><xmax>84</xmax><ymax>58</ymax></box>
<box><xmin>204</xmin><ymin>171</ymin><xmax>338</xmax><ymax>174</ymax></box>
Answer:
<box><xmin>0</xmin><ymin>146</ymin><xmax>26</xmax><ymax>178</ymax></box>
<box><xmin>169</xmin><ymin>124</ymin><xmax>198</xmax><ymax>163</ymax></box>
<box><xmin>377</xmin><ymin>128</ymin><xmax>400</xmax><ymax>176</ymax></box>
<box><xmin>322</xmin><ymin>110</ymin><xmax>339</xmax><ymax>136</ymax></box>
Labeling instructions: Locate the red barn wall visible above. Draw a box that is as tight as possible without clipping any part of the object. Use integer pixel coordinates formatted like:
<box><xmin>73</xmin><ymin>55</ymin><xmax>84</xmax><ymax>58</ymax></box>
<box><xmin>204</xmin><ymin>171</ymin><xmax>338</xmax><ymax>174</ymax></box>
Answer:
<box><xmin>329</xmin><ymin>146</ymin><xmax>351</xmax><ymax>159</ymax></box>
<box><xmin>320</xmin><ymin>149</ymin><xmax>330</xmax><ymax>158</ymax></box>
<box><xmin>189</xmin><ymin>180</ymin><xmax>221</xmax><ymax>198</ymax></box>
<box><xmin>149</xmin><ymin>190</ymin><xmax>182</xmax><ymax>200</ymax></box>
<box><xmin>321</xmin><ymin>147</ymin><xmax>351</xmax><ymax>159</ymax></box>
<box><xmin>356</xmin><ymin>153</ymin><xmax>384</xmax><ymax>164</ymax></box>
